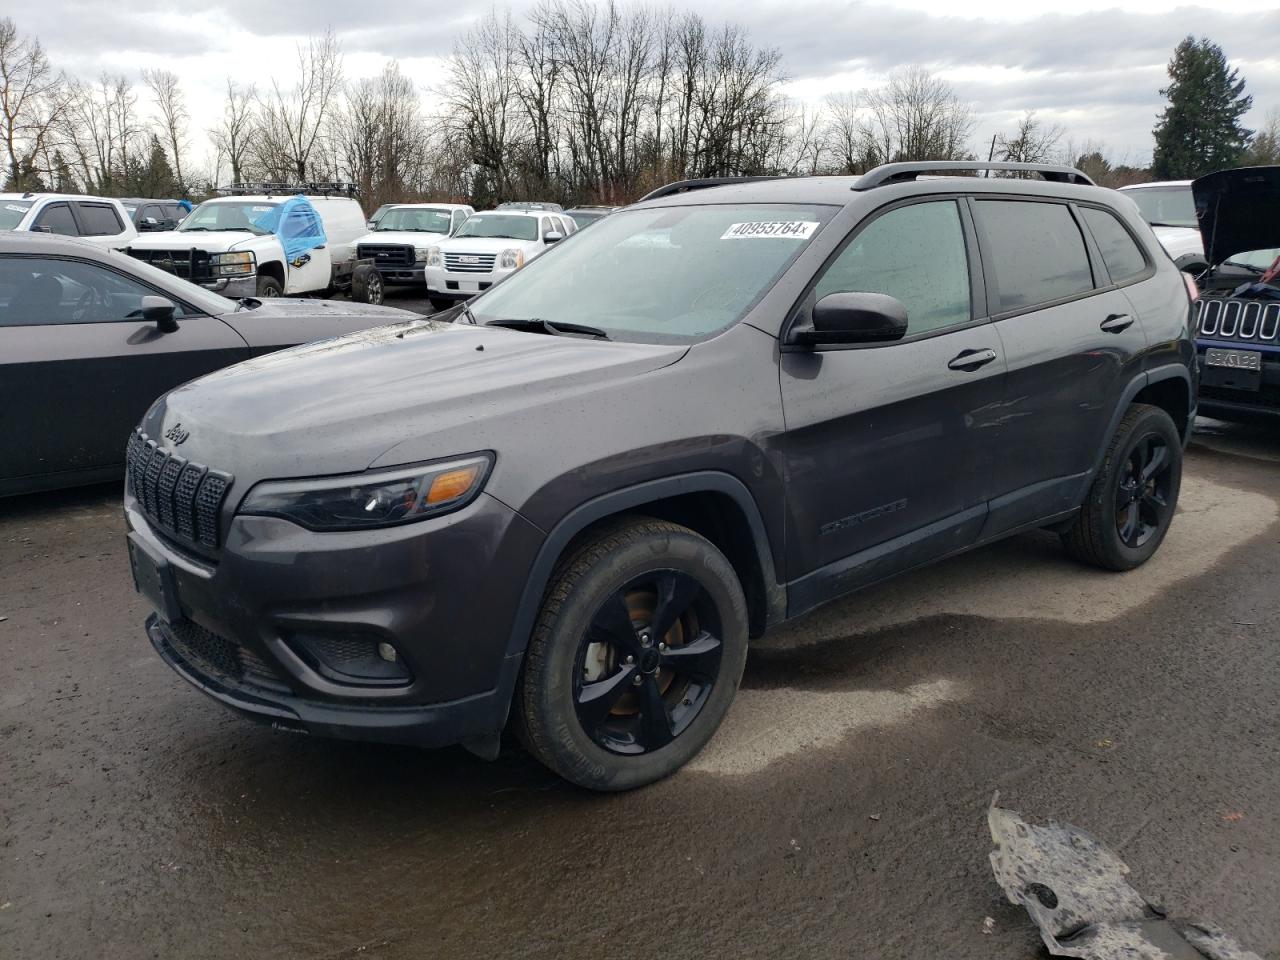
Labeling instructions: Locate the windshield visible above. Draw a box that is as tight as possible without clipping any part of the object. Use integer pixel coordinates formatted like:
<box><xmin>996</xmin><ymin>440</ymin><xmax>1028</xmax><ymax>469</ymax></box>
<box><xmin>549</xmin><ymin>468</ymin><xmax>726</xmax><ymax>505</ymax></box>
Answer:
<box><xmin>1125</xmin><ymin>185</ymin><xmax>1197</xmax><ymax>229</ymax></box>
<box><xmin>1223</xmin><ymin>247</ymin><xmax>1280</xmax><ymax>270</ymax></box>
<box><xmin>180</xmin><ymin>200</ymin><xmax>278</xmax><ymax>234</ymax></box>
<box><xmin>377</xmin><ymin>208</ymin><xmax>454</xmax><ymax>233</ymax></box>
<box><xmin>471</xmin><ymin>203</ymin><xmax>835</xmax><ymax>343</ymax></box>
<box><xmin>454</xmin><ymin>214</ymin><xmax>538</xmax><ymax>242</ymax></box>
<box><xmin>0</xmin><ymin>201</ymin><xmax>33</xmax><ymax>230</ymax></box>
<box><xmin>568</xmin><ymin>210</ymin><xmax>606</xmax><ymax>227</ymax></box>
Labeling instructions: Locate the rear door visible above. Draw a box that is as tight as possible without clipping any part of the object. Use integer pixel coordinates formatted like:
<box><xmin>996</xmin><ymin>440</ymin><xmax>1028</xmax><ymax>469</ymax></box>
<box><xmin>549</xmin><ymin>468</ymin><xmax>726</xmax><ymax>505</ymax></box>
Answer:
<box><xmin>0</xmin><ymin>254</ymin><xmax>248</xmax><ymax>487</ymax></box>
<box><xmin>974</xmin><ymin>197</ymin><xmax>1148</xmax><ymax>535</ymax></box>
<box><xmin>73</xmin><ymin>201</ymin><xmax>133</xmax><ymax>247</ymax></box>
<box><xmin>779</xmin><ymin>197</ymin><xmax>1006</xmax><ymax>608</ymax></box>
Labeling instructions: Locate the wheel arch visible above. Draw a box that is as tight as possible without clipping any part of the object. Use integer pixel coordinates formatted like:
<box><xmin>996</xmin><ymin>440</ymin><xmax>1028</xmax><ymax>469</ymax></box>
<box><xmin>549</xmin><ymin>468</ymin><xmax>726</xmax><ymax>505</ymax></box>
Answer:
<box><xmin>257</xmin><ymin>259</ymin><xmax>285</xmax><ymax>286</ymax></box>
<box><xmin>503</xmin><ymin>472</ymin><xmax>785</xmax><ymax>661</ymax></box>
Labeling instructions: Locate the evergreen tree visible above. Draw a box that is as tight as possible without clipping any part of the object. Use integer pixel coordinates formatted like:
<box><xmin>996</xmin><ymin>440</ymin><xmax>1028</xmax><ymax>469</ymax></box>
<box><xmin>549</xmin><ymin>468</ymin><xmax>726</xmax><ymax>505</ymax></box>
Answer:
<box><xmin>51</xmin><ymin>150</ymin><xmax>77</xmax><ymax>193</ymax></box>
<box><xmin>1152</xmin><ymin>36</ymin><xmax>1252</xmax><ymax>179</ymax></box>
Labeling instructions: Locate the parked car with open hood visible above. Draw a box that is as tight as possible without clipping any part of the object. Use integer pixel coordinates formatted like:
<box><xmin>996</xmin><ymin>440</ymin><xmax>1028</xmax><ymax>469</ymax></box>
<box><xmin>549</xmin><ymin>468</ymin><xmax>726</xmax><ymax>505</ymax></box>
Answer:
<box><xmin>1117</xmin><ymin>180</ymin><xmax>1204</xmax><ymax>269</ymax></box>
<box><xmin>423</xmin><ymin>209</ymin><xmax>566</xmax><ymax>311</ymax></box>
<box><xmin>0</xmin><ymin>232</ymin><xmax>418</xmax><ymax>496</ymax></box>
<box><xmin>354</xmin><ymin>203</ymin><xmax>474</xmax><ymax>295</ymax></box>
<box><xmin>124</xmin><ymin>184</ymin><xmax>372</xmax><ymax>301</ymax></box>
<box><xmin>0</xmin><ymin>193</ymin><xmax>137</xmax><ymax>249</ymax></box>
<box><xmin>125</xmin><ymin>161</ymin><xmax>1196</xmax><ymax>791</ymax></box>
<box><xmin>1186</xmin><ymin>165</ymin><xmax>1280</xmax><ymax>420</ymax></box>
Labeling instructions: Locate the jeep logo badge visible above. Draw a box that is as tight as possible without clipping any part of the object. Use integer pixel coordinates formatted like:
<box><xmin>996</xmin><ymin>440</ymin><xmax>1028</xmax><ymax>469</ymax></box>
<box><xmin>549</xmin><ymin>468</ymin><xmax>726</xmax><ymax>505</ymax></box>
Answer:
<box><xmin>164</xmin><ymin>423</ymin><xmax>189</xmax><ymax>445</ymax></box>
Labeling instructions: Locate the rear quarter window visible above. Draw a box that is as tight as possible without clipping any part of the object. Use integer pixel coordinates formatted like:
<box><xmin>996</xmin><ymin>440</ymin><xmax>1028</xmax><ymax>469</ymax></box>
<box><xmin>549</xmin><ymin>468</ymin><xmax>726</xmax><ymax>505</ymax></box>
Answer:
<box><xmin>1079</xmin><ymin>206</ymin><xmax>1149</xmax><ymax>282</ymax></box>
<box><xmin>976</xmin><ymin>199</ymin><xmax>1095</xmax><ymax>312</ymax></box>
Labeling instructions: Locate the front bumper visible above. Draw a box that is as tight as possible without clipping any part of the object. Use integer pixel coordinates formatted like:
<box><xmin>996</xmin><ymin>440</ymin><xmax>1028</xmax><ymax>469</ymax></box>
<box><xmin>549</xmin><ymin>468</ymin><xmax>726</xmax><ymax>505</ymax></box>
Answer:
<box><xmin>202</xmin><ymin>275</ymin><xmax>257</xmax><ymax>299</ymax></box>
<box><xmin>425</xmin><ymin>265</ymin><xmax>512</xmax><ymax>298</ymax></box>
<box><xmin>373</xmin><ymin>264</ymin><xmax>426</xmax><ymax>284</ymax></box>
<box><xmin>127</xmin><ymin>489</ymin><xmax>545</xmax><ymax>747</ymax></box>
<box><xmin>1196</xmin><ymin>341</ymin><xmax>1280</xmax><ymax>419</ymax></box>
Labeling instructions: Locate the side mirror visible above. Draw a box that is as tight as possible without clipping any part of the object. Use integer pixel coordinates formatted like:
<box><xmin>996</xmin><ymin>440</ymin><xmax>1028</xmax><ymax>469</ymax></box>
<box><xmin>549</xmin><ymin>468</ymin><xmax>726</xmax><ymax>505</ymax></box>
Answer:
<box><xmin>142</xmin><ymin>295</ymin><xmax>179</xmax><ymax>333</ymax></box>
<box><xmin>544</xmin><ymin>231</ymin><xmax>564</xmax><ymax>244</ymax></box>
<box><xmin>793</xmin><ymin>292</ymin><xmax>908</xmax><ymax>346</ymax></box>
<box><xmin>367</xmin><ymin>220</ymin><xmax>377</xmax><ymax>229</ymax></box>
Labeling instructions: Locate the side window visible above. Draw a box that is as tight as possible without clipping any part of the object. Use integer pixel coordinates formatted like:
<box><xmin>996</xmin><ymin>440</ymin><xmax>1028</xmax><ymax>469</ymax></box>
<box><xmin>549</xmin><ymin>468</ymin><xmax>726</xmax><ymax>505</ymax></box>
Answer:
<box><xmin>1080</xmin><ymin>206</ymin><xmax>1148</xmax><ymax>283</ymax></box>
<box><xmin>814</xmin><ymin>200</ymin><xmax>972</xmax><ymax>336</ymax></box>
<box><xmin>76</xmin><ymin>203</ymin><xmax>125</xmax><ymax>236</ymax></box>
<box><xmin>451</xmin><ymin>210</ymin><xmax>466</xmax><ymax>233</ymax></box>
<box><xmin>540</xmin><ymin>216</ymin><xmax>554</xmax><ymax>238</ymax></box>
<box><xmin>33</xmin><ymin>203</ymin><xmax>78</xmax><ymax>236</ymax></box>
<box><xmin>559</xmin><ymin>216</ymin><xmax>574</xmax><ymax>234</ymax></box>
<box><xmin>0</xmin><ymin>257</ymin><xmax>185</xmax><ymax>327</ymax></box>
<box><xmin>976</xmin><ymin>200</ymin><xmax>1095</xmax><ymax>311</ymax></box>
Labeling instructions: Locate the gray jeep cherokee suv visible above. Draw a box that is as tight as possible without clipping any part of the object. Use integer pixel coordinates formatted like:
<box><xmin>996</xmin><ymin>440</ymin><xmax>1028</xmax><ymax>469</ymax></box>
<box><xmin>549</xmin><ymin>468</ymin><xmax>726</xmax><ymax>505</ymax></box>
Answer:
<box><xmin>125</xmin><ymin>162</ymin><xmax>1197</xmax><ymax>790</ymax></box>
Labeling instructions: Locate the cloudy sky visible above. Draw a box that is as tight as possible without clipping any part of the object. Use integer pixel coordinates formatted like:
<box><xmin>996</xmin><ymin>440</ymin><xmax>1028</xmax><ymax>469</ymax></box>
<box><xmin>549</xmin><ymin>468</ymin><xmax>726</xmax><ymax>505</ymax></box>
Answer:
<box><xmin>16</xmin><ymin>0</ymin><xmax>1280</xmax><ymax>171</ymax></box>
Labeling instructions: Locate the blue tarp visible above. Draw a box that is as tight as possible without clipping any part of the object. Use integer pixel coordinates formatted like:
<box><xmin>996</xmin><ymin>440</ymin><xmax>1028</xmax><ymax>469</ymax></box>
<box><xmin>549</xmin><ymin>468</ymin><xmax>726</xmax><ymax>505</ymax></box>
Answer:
<box><xmin>251</xmin><ymin>196</ymin><xmax>327</xmax><ymax>262</ymax></box>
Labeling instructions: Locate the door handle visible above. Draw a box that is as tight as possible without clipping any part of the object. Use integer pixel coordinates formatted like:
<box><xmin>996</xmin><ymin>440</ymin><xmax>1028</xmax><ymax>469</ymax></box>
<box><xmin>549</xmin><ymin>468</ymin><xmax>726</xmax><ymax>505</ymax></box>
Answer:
<box><xmin>947</xmin><ymin>347</ymin><xmax>998</xmax><ymax>372</ymax></box>
<box><xmin>1100</xmin><ymin>313</ymin><xmax>1134</xmax><ymax>333</ymax></box>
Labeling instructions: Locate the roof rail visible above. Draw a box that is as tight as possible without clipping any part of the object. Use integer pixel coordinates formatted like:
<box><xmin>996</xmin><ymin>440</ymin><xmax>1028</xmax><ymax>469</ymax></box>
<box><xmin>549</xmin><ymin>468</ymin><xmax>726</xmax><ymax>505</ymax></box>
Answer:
<box><xmin>215</xmin><ymin>181</ymin><xmax>358</xmax><ymax>197</ymax></box>
<box><xmin>638</xmin><ymin>176</ymin><xmax>785</xmax><ymax>203</ymax></box>
<box><xmin>852</xmin><ymin>161</ymin><xmax>1095</xmax><ymax>190</ymax></box>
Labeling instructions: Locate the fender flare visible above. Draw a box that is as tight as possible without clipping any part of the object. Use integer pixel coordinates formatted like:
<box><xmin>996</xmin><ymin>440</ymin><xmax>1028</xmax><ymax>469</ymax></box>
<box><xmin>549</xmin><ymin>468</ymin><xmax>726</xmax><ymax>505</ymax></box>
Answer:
<box><xmin>503</xmin><ymin>471</ymin><xmax>783</xmax><ymax>658</ymax></box>
<box><xmin>1084</xmin><ymin>363</ymin><xmax>1195</xmax><ymax>489</ymax></box>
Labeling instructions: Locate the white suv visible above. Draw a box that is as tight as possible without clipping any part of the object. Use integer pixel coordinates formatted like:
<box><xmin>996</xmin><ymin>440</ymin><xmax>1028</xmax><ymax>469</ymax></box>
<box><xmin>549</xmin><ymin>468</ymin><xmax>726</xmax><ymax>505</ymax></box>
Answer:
<box><xmin>0</xmin><ymin>194</ymin><xmax>137</xmax><ymax>249</ymax></box>
<box><xmin>1116</xmin><ymin>181</ymin><xmax>1204</xmax><ymax>267</ymax></box>
<box><xmin>125</xmin><ymin>192</ymin><xmax>369</xmax><ymax>299</ymax></box>
<box><xmin>354</xmin><ymin>203</ymin><xmax>474</xmax><ymax>288</ymax></box>
<box><xmin>424</xmin><ymin>209</ymin><xmax>572</xmax><ymax>310</ymax></box>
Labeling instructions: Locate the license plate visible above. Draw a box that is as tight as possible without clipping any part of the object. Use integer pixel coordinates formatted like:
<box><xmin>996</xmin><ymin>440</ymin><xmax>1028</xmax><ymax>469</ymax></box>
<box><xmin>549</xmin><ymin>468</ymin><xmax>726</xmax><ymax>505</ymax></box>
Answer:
<box><xmin>127</xmin><ymin>534</ymin><xmax>183</xmax><ymax>623</ymax></box>
<box><xmin>1205</xmin><ymin>348</ymin><xmax>1262</xmax><ymax>371</ymax></box>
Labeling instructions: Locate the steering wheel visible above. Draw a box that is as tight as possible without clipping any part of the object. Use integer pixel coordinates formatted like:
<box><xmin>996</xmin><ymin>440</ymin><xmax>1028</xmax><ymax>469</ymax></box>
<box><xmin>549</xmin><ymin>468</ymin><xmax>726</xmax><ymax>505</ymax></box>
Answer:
<box><xmin>72</xmin><ymin>287</ymin><xmax>101</xmax><ymax>322</ymax></box>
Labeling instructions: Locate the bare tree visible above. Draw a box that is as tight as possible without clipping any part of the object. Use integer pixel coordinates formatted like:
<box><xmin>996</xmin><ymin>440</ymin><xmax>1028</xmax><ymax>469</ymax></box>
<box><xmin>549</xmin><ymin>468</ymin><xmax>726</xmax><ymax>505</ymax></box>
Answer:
<box><xmin>995</xmin><ymin>109</ymin><xmax>1064</xmax><ymax>166</ymax></box>
<box><xmin>330</xmin><ymin>62</ymin><xmax>429</xmax><ymax>208</ymax></box>
<box><xmin>255</xmin><ymin>30</ymin><xmax>343</xmax><ymax>181</ymax></box>
<box><xmin>0</xmin><ymin>17</ymin><xmax>68</xmax><ymax>189</ymax></box>
<box><xmin>855</xmin><ymin>66</ymin><xmax>974</xmax><ymax>165</ymax></box>
<box><xmin>62</xmin><ymin>73</ymin><xmax>145</xmax><ymax>194</ymax></box>
<box><xmin>143</xmin><ymin>68</ymin><xmax>188</xmax><ymax>192</ymax></box>
<box><xmin>209</xmin><ymin>78</ymin><xmax>255</xmax><ymax>185</ymax></box>
<box><xmin>1245</xmin><ymin>107</ymin><xmax>1280</xmax><ymax>165</ymax></box>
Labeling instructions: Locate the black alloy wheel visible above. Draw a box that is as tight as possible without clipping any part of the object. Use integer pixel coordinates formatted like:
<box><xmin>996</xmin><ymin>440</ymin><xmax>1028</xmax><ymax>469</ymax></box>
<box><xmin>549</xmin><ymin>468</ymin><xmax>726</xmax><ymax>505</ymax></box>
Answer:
<box><xmin>573</xmin><ymin>570</ymin><xmax>724</xmax><ymax>755</ymax></box>
<box><xmin>1114</xmin><ymin>433</ymin><xmax>1173</xmax><ymax>548</ymax></box>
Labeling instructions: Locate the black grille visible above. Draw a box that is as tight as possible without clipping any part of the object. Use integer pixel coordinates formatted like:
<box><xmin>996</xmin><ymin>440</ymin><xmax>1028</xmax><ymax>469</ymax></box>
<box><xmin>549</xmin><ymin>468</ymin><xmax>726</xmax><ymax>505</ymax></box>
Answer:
<box><xmin>1197</xmin><ymin>298</ymin><xmax>1280</xmax><ymax>345</ymax></box>
<box><xmin>126</xmin><ymin>247</ymin><xmax>215</xmax><ymax>282</ymax></box>
<box><xmin>127</xmin><ymin>429</ymin><xmax>232</xmax><ymax>550</ymax></box>
<box><xmin>358</xmin><ymin>243</ymin><xmax>415</xmax><ymax>266</ymax></box>
<box><xmin>166</xmin><ymin>620</ymin><xmax>289</xmax><ymax>694</ymax></box>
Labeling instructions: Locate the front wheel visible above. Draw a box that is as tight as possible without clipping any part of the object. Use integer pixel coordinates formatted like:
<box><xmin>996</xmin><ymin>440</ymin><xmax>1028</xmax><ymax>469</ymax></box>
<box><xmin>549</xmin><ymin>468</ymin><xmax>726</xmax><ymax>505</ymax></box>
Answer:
<box><xmin>515</xmin><ymin>518</ymin><xmax>749</xmax><ymax>791</ymax></box>
<box><xmin>1062</xmin><ymin>403</ymin><xmax>1182</xmax><ymax>571</ymax></box>
<box><xmin>255</xmin><ymin>274</ymin><xmax>283</xmax><ymax>298</ymax></box>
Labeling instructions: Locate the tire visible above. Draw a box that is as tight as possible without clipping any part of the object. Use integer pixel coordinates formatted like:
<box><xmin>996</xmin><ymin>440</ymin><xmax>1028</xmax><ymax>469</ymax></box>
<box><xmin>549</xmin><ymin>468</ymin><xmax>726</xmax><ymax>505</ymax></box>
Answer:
<box><xmin>515</xmin><ymin>517</ymin><xmax>749</xmax><ymax>791</ymax></box>
<box><xmin>428</xmin><ymin>296</ymin><xmax>455</xmax><ymax>313</ymax></box>
<box><xmin>350</xmin><ymin>264</ymin><xmax>384</xmax><ymax>305</ymax></box>
<box><xmin>255</xmin><ymin>274</ymin><xmax>283</xmax><ymax>298</ymax></box>
<box><xmin>1061</xmin><ymin>403</ymin><xmax>1183</xmax><ymax>571</ymax></box>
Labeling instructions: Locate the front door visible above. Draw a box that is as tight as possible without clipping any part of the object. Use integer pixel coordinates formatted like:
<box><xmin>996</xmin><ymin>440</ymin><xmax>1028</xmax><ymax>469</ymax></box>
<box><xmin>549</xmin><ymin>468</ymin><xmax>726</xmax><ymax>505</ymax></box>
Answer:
<box><xmin>779</xmin><ymin>198</ymin><xmax>1006</xmax><ymax>614</ymax></box>
<box><xmin>0</xmin><ymin>255</ymin><xmax>248</xmax><ymax>487</ymax></box>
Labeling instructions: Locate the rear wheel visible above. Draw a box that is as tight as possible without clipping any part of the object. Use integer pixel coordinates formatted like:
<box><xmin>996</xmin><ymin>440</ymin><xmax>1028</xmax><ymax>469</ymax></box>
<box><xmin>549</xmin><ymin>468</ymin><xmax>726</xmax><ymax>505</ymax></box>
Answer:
<box><xmin>350</xmin><ymin>264</ymin><xmax>384</xmax><ymax>305</ymax></box>
<box><xmin>515</xmin><ymin>518</ymin><xmax>748</xmax><ymax>791</ymax></box>
<box><xmin>1062</xmin><ymin>403</ymin><xmax>1182</xmax><ymax>571</ymax></box>
<box><xmin>255</xmin><ymin>274</ymin><xmax>282</xmax><ymax>298</ymax></box>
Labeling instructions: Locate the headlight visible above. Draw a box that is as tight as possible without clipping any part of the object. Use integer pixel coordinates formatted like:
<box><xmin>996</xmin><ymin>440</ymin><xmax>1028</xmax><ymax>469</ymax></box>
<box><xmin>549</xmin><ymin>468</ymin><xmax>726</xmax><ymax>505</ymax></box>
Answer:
<box><xmin>414</xmin><ymin>246</ymin><xmax>431</xmax><ymax>262</ymax></box>
<box><xmin>498</xmin><ymin>248</ymin><xmax>524</xmax><ymax>270</ymax></box>
<box><xmin>425</xmin><ymin>246</ymin><xmax>442</xmax><ymax>267</ymax></box>
<box><xmin>210</xmin><ymin>251</ymin><xmax>255</xmax><ymax>278</ymax></box>
<box><xmin>239</xmin><ymin>454</ymin><xmax>493</xmax><ymax>531</ymax></box>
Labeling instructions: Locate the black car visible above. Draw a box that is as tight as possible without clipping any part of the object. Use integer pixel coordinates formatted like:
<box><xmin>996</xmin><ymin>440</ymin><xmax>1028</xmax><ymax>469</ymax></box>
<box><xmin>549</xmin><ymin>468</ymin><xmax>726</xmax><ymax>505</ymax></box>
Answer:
<box><xmin>1187</xmin><ymin>165</ymin><xmax>1280</xmax><ymax>420</ymax></box>
<box><xmin>564</xmin><ymin>205</ymin><xmax>618</xmax><ymax>228</ymax></box>
<box><xmin>120</xmin><ymin>198</ymin><xmax>189</xmax><ymax>232</ymax></box>
<box><xmin>126</xmin><ymin>161</ymin><xmax>1196</xmax><ymax>790</ymax></box>
<box><xmin>0</xmin><ymin>233</ymin><xmax>419</xmax><ymax>496</ymax></box>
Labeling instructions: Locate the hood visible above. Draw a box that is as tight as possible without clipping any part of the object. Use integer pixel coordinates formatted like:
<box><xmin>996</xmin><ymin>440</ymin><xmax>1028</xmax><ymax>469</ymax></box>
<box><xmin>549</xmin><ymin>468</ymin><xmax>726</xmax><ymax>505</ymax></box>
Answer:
<box><xmin>143</xmin><ymin>320</ymin><xmax>686</xmax><ymax>481</ymax></box>
<box><xmin>441</xmin><ymin>235</ymin><xmax>539</xmax><ymax>254</ymax></box>
<box><xmin>217</xmin><ymin>297</ymin><xmax>419</xmax><ymax>346</ymax></box>
<box><xmin>1192</xmin><ymin>165</ymin><xmax>1280</xmax><ymax>266</ymax></box>
<box><xmin>356</xmin><ymin>230</ymin><xmax>448</xmax><ymax>248</ymax></box>
<box><xmin>128</xmin><ymin>230</ymin><xmax>261</xmax><ymax>252</ymax></box>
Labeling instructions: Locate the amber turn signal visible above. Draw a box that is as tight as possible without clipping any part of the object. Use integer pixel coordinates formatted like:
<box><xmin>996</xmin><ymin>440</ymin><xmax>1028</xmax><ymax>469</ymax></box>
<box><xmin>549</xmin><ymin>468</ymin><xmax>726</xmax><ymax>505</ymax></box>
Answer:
<box><xmin>425</xmin><ymin>464</ymin><xmax>482</xmax><ymax>504</ymax></box>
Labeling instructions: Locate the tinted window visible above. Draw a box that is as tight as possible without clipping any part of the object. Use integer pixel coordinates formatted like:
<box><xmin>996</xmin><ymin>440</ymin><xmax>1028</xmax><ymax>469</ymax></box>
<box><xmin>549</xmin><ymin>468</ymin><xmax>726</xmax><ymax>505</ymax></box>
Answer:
<box><xmin>815</xmin><ymin>200</ymin><xmax>971</xmax><ymax>335</ymax></box>
<box><xmin>77</xmin><ymin>203</ymin><xmax>124</xmax><ymax>236</ymax></box>
<box><xmin>33</xmin><ymin>203</ymin><xmax>77</xmax><ymax>236</ymax></box>
<box><xmin>0</xmin><ymin>257</ymin><xmax>186</xmax><ymax>327</ymax></box>
<box><xmin>1080</xmin><ymin>207</ymin><xmax>1148</xmax><ymax>282</ymax></box>
<box><xmin>977</xmin><ymin>200</ymin><xmax>1094</xmax><ymax>311</ymax></box>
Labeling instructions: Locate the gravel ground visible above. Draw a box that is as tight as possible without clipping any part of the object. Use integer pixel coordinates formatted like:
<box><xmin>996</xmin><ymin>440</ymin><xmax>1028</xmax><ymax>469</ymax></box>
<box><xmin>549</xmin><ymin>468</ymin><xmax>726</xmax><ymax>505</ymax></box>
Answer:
<box><xmin>2</xmin><ymin>420</ymin><xmax>1278</xmax><ymax>960</ymax></box>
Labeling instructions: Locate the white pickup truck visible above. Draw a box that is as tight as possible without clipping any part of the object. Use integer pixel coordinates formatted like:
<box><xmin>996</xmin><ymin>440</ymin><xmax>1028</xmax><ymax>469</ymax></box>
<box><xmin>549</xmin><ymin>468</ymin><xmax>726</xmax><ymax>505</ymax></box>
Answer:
<box><xmin>124</xmin><ymin>188</ymin><xmax>378</xmax><ymax>301</ymax></box>
<box><xmin>0</xmin><ymin>193</ymin><xmax>137</xmax><ymax>249</ymax></box>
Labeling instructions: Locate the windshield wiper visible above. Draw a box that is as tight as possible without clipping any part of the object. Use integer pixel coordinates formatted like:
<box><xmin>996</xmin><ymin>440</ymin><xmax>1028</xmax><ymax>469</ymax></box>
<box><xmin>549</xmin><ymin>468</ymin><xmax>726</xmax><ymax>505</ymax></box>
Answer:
<box><xmin>1220</xmin><ymin>260</ymin><xmax>1263</xmax><ymax>273</ymax></box>
<box><xmin>1148</xmin><ymin>221</ymin><xmax>1193</xmax><ymax>229</ymax></box>
<box><xmin>483</xmin><ymin>317</ymin><xmax>611</xmax><ymax>340</ymax></box>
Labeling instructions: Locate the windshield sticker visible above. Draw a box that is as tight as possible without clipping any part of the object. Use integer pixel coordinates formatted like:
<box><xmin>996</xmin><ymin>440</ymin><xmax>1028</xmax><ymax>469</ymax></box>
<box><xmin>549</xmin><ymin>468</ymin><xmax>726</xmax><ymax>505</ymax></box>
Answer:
<box><xmin>251</xmin><ymin>205</ymin><xmax>273</xmax><ymax>212</ymax></box>
<box><xmin>721</xmin><ymin>220</ymin><xmax>819</xmax><ymax>240</ymax></box>
<box><xmin>4</xmin><ymin>203</ymin><xmax>30</xmax><ymax>212</ymax></box>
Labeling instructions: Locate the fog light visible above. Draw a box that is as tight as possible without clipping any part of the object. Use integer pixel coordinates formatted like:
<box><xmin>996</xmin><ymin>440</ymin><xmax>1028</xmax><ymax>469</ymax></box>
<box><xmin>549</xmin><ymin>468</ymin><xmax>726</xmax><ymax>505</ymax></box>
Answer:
<box><xmin>284</xmin><ymin>631</ymin><xmax>413</xmax><ymax>686</ymax></box>
<box><xmin>377</xmin><ymin>641</ymin><xmax>397</xmax><ymax>662</ymax></box>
